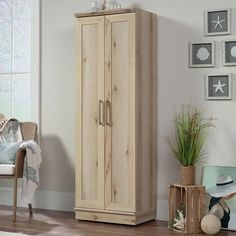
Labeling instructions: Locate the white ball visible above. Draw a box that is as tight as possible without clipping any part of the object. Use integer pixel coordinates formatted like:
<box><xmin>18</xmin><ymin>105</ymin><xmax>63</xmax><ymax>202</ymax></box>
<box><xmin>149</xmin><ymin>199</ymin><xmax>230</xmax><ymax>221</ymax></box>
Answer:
<box><xmin>201</xmin><ymin>214</ymin><xmax>221</xmax><ymax>235</ymax></box>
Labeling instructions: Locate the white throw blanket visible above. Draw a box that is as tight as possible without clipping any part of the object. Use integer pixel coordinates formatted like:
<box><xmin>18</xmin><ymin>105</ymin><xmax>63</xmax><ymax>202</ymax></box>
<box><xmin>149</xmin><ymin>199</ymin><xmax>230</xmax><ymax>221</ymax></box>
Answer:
<box><xmin>20</xmin><ymin>140</ymin><xmax>42</xmax><ymax>203</ymax></box>
<box><xmin>0</xmin><ymin>120</ymin><xmax>42</xmax><ymax>204</ymax></box>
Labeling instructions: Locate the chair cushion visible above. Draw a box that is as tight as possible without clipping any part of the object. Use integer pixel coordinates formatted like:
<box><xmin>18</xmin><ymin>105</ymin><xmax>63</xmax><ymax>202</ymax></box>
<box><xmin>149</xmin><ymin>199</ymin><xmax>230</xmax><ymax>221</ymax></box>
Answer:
<box><xmin>0</xmin><ymin>164</ymin><xmax>15</xmax><ymax>175</ymax></box>
<box><xmin>0</xmin><ymin>142</ymin><xmax>21</xmax><ymax>164</ymax></box>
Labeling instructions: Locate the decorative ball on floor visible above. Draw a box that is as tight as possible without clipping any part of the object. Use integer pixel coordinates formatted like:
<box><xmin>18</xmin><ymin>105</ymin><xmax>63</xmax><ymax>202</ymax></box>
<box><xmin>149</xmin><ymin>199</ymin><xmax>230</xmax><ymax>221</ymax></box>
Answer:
<box><xmin>201</xmin><ymin>214</ymin><xmax>221</xmax><ymax>235</ymax></box>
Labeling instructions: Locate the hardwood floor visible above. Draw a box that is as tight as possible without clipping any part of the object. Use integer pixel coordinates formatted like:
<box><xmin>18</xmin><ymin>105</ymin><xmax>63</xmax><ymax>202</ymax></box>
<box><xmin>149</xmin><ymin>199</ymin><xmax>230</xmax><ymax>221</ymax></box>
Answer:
<box><xmin>0</xmin><ymin>206</ymin><xmax>235</xmax><ymax>236</ymax></box>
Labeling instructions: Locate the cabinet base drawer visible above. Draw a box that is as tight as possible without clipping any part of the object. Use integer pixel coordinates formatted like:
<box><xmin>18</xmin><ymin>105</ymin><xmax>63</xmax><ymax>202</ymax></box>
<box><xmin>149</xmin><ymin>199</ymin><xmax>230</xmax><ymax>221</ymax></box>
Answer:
<box><xmin>75</xmin><ymin>209</ymin><xmax>156</xmax><ymax>225</ymax></box>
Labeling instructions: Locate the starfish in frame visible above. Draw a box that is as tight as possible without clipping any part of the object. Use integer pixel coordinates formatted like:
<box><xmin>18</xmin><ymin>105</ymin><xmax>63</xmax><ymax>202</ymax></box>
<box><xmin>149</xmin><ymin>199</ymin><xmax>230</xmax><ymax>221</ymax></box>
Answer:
<box><xmin>212</xmin><ymin>16</ymin><xmax>225</xmax><ymax>29</ymax></box>
<box><xmin>213</xmin><ymin>80</ymin><xmax>226</xmax><ymax>93</ymax></box>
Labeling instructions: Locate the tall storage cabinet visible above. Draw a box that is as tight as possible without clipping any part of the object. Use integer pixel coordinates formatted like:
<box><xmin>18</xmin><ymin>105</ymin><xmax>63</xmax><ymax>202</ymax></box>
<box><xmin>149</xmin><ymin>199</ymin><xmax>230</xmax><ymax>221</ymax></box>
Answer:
<box><xmin>75</xmin><ymin>8</ymin><xmax>157</xmax><ymax>225</ymax></box>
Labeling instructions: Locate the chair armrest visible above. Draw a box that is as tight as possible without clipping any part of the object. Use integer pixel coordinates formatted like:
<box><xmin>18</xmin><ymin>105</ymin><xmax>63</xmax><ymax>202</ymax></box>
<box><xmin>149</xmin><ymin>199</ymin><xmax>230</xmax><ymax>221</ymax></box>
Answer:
<box><xmin>14</xmin><ymin>148</ymin><xmax>26</xmax><ymax>178</ymax></box>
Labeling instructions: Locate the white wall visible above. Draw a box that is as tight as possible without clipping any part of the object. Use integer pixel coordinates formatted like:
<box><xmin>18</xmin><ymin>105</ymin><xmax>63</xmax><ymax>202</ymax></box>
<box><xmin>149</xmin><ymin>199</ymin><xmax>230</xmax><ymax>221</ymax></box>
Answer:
<box><xmin>2</xmin><ymin>0</ymin><xmax>236</xmax><ymax>220</ymax></box>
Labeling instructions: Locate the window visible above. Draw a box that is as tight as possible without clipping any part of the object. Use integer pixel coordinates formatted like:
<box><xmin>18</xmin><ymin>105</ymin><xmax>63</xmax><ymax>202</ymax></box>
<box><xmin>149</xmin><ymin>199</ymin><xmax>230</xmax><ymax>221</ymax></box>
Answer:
<box><xmin>0</xmin><ymin>0</ymin><xmax>36</xmax><ymax>121</ymax></box>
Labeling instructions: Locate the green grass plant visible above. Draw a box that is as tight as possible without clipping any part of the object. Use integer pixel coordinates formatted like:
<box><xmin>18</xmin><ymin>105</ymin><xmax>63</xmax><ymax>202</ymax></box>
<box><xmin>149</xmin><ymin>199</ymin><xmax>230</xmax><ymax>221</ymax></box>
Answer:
<box><xmin>168</xmin><ymin>104</ymin><xmax>213</xmax><ymax>166</ymax></box>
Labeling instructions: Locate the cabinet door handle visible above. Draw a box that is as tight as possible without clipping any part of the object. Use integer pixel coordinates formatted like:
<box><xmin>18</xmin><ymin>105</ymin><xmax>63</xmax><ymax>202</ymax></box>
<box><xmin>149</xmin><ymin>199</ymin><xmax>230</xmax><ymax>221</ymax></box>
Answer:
<box><xmin>106</xmin><ymin>100</ymin><xmax>112</xmax><ymax>126</ymax></box>
<box><xmin>99</xmin><ymin>100</ymin><xmax>105</xmax><ymax>126</ymax></box>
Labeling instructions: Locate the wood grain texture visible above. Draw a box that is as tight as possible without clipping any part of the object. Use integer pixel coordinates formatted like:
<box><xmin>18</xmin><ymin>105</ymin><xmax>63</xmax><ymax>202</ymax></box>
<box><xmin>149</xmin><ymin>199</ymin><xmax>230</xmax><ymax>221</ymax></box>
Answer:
<box><xmin>75</xmin><ymin>16</ymin><xmax>105</xmax><ymax>210</ymax></box>
<box><xmin>0</xmin><ymin>207</ymin><xmax>234</xmax><ymax>236</ymax></box>
<box><xmin>135</xmin><ymin>10</ymin><xmax>157</xmax><ymax>214</ymax></box>
<box><xmin>104</xmin><ymin>13</ymin><xmax>135</xmax><ymax>213</ymax></box>
<box><xmin>111</xmin><ymin>19</ymin><xmax>129</xmax><ymax>207</ymax></box>
<box><xmin>75</xmin><ymin>8</ymin><xmax>136</xmax><ymax>18</ymax></box>
<box><xmin>82</xmin><ymin>23</ymin><xmax>99</xmax><ymax>201</ymax></box>
<box><xmin>76</xmin><ymin>9</ymin><xmax>157</xmax><ymax>225</ymax></box>
<box><xmin>168</xmin><ymin>185</ymin><xmax>205</xmax><ymax>234</ymax></box>
<box><xmin>76</xmin><ymin>208</ymin><xmax>155</xmax><ymax>225</ymax></box>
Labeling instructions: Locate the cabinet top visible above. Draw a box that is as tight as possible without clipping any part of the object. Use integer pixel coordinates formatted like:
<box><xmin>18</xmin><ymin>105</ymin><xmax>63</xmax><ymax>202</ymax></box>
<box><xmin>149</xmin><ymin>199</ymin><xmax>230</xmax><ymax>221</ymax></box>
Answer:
<box><xmin>75</xmin><ymin>8</ymin><xmax>153</xmax><ymax>18</ymax></box>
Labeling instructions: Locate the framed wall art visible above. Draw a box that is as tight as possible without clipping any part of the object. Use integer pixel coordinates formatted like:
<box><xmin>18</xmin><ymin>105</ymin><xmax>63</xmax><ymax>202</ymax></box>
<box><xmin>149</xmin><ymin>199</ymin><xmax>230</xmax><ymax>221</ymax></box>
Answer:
<box><xmin>205</xmin><ymin>9</ymin><xmax>231</xmax><ymax>36</ymax></box>
<box><xmin>203</xmin><ymin>165</ymin><xmax>236</xmax><ymax>231</ymax></box>
<box><xmin>223</xmin><ymin>40</ymin><xmax>236</xmax><ymax>66</ymax></box>
<box><xmin>205</xmin><ymin>74</ymin><xmax>232</xmax><ymax>100</ymax></box>
<box><xmin>189</xmin><ymin>42</ymin><xmax>215</xmax><ymax>68</ymax></box>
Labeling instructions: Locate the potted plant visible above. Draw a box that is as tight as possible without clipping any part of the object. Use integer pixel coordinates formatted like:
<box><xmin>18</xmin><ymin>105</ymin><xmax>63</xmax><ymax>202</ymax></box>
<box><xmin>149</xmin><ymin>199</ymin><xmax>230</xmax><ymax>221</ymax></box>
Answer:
<box><xmin>168</xmin><ymin>104</ymin><xmax>213</xmax><ymax>186</ymax></box>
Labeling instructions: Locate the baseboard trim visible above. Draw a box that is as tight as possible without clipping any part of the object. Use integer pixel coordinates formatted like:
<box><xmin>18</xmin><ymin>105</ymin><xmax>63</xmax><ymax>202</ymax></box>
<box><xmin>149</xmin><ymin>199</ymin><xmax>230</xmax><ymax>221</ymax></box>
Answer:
<box><xmin>0</xmin><ymin>187</ymin><xmax>75</xmax><ymax>212</ymax></box>
<box><xmin>0</xmin><ymin>187</ymin><xmax>168</xmax><ymax>220</ymax></box>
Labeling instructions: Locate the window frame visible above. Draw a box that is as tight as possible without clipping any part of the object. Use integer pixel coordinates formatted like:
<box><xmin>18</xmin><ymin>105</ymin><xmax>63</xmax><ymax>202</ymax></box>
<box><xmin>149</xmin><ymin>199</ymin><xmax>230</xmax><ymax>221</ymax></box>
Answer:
<box><xmin>31</xmin><ymin>0</ymin><xmax>41</xmax><ymax>126</ymax></box>
<box><xmin>0</xmin><ymin>0</ymin><xmax>41</xmax><ymax>125</ymax></box>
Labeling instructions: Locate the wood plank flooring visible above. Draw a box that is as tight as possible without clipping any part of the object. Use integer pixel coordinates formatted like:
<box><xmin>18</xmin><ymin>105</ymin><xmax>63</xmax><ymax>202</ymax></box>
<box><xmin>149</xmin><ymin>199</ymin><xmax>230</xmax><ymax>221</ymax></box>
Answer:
<box><xmin>0</xmin><ymin>206</ymin><xmax>235</xmax><ymax>235</ymax></box>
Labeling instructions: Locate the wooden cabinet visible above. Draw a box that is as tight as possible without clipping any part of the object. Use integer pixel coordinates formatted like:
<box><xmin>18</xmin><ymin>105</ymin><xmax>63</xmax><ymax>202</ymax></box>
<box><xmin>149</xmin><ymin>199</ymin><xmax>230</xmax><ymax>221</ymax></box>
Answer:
<box><xmin>75</xmin><ymin>8</ymin><xmax>157</xmax><ymax>225</ymax></box>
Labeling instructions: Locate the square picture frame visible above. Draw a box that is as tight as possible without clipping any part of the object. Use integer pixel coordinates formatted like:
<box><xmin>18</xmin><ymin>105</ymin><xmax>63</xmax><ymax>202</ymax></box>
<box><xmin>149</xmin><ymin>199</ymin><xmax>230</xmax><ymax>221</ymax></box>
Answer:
<box><xmin>205</xmin><ymin>74</ymin><xmax>232</xmax><ymax>100</ymax></box>
<box><xmin>223</xmin><ymin>40</ymin><xmax>236</xmax><ymax>66</ymax></box>
<box><xmin>189</xmin><ymin>42</ymin><xmax>215</xmax><ymax>68</ymax></box>
<box><xmin>205</xmin><ymin>9</ymin><xmax>231</xmax><ymax>36</ymax></box>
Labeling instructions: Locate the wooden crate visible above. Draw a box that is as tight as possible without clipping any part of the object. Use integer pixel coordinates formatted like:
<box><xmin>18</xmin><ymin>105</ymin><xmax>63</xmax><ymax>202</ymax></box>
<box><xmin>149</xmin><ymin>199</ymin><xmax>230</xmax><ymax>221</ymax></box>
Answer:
<box><xmin>168</xmin><ymin>184</ymin><xmax>205</xmax><ymax>234</ymax></box>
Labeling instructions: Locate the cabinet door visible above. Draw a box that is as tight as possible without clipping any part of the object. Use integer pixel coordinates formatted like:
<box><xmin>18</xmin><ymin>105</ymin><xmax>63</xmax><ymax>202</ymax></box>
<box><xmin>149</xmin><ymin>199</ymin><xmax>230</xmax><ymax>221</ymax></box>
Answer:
<box><xmin>104</xmin><ymin>13</ymin><xmax>136</xmax><ymax>212</ymax></box>
<box><xmin>75</xmin><ymin>16</ymin><xmax>105</xmax><ymax>209</ymax></box>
